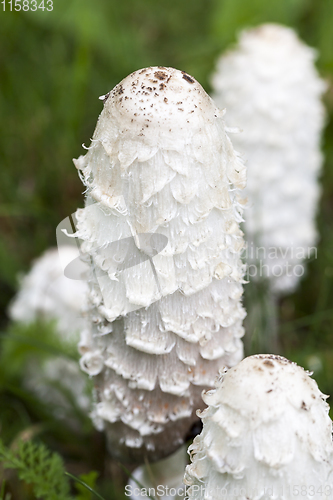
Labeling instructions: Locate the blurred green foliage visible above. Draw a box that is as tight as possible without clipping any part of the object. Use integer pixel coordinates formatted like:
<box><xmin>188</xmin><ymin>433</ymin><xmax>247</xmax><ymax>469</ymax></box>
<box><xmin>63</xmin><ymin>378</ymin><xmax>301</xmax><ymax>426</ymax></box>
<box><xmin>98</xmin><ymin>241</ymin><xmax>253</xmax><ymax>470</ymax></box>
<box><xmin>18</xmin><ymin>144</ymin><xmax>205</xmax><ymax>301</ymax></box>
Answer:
<box><xmin>1</xmin><ymin>0</ymin><xmax>333</xmax><ymax>497</ymax></box>
<box><xmin>0</xmin><ymin>438</ymin><xmax>73</xmax><ymax>500</ymax></box>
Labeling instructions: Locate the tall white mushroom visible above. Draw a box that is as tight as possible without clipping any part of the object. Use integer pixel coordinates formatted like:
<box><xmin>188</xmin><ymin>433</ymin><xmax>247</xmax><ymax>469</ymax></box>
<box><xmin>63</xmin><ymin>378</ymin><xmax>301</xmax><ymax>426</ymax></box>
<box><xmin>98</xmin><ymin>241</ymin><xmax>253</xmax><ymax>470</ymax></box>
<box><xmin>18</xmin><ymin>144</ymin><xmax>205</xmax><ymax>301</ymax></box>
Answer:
<box><xmin>184</xmin><ymin>354</ymin><xmax>333</xmax><ymax>500</ymax></box>
<box><xmin>211</xmin><ymin>24</ymin><xmax>326</xmax><ymax>294</ymax></box>
<box><xmin>73</xmin><ymin>66</ymin><xmax>246</xmax><ymax>462</ymax></box>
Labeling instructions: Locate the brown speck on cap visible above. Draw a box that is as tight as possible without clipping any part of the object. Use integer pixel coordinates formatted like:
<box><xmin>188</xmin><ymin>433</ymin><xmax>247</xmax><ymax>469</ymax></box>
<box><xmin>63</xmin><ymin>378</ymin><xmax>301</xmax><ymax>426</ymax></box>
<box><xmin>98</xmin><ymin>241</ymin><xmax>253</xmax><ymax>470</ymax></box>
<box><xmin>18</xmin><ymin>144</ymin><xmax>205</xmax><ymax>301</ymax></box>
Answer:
<box><xmin>301</xmin><ymin>401</ymin><xmax>309</xmax><ymax>410</ymax></box>
<box><xmin>101</xmin><ymin>66</ymin><xmax>224</xmax><ymax>152</ymax></box>
<box><xmin>182</xmin><ymin>72</ymin><xmax>195</xmax><ymax>84</ymax></box>
<box><xmin>102</xmin><ymin>91</ymin><xmax>110</xmax><ymax>104</ymax></box>
<box><xmin>154</xmin><ymin>71</ymin><xmax>168</xmax><ymax>81</ymax></box>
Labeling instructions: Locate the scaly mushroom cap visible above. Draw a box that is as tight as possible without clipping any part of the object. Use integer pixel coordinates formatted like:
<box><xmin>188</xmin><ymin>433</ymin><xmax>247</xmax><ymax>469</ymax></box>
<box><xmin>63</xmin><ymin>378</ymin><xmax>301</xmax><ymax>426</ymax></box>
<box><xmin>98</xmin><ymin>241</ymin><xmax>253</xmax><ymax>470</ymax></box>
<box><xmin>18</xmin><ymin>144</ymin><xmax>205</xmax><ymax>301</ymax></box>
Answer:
<box><xmin>99</xmin><ymin>67</ymin><xmax>224</xmax><ymax>149</ymax></box>
<box><xmin>74</xmin><ymin>67</ymin><xmax>246</xmax><ymax>462</ymax></box>
<box><xmin>184</xmin><ymin>354</ymin><xmax>333</xmax><ymax>499</ymax></box>
<box><xmin>211</xmin><ymin>24</ymin><xmax>326</xmax><ymax>293</ymax></box>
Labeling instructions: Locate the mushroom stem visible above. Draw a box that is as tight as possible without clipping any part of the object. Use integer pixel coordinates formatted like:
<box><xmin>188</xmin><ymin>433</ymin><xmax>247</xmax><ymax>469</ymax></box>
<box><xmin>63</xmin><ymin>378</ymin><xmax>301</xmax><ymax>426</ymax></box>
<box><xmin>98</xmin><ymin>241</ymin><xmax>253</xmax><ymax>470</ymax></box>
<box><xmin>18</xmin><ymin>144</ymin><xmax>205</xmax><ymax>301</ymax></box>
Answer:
<box><xmin>243</xmin><ymin>278</ymin><xmax>279</xmax><ymax>354</ymax></box>
<box><xmin>128</xmin><ymin>445</ymin><xmax>187</xmax><ymax>500</ymax></box>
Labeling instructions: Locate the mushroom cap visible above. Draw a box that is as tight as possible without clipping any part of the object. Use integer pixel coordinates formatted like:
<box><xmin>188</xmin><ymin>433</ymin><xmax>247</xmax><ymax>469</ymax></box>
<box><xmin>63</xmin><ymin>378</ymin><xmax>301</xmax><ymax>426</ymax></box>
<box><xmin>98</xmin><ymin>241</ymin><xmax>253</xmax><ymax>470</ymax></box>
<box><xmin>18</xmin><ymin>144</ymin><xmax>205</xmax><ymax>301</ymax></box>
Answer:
<box><xmin>184</xmin><ymin>355</ymin><xmax>333</xmax><ymax>500</ymax></box>
<box><xmin>204</xmin><ymin>354</ymin><xmax>327</xmax><ymax>422</ymax></box>
<box><xmin>99</xmin><ymin>66</ymin><xmax>223</xmax><ymax>150</ymax></box>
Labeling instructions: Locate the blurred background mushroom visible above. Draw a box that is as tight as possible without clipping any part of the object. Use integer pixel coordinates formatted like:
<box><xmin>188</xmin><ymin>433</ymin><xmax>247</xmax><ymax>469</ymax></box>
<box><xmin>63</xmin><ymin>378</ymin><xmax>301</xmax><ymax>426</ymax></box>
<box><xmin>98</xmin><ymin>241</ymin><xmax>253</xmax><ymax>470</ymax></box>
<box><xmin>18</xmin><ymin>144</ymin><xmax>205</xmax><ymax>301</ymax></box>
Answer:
<box><xmin>9</xmin><ymin>246</ymin><xmax>87</xmax><ymax>341</ymax></box>
<box><xmin>4</xmin><ymin>246</ymin><xmax>91</xmax><ymax>427</ymax></box>
<box><xmin>211</xmin><ymin>24</ymin><xmax>327</xmax><ymax>354</ymax></box>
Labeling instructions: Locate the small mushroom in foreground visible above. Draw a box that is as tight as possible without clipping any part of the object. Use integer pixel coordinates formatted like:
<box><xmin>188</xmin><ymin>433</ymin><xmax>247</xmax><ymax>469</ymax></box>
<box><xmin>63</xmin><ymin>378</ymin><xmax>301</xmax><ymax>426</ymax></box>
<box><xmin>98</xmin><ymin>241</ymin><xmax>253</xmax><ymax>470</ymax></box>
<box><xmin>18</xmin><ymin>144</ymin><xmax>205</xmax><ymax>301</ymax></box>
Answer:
<box><xmin>184</xmin><ymin>354</ymin><xmax>333</xmax><ymax>499</ymax></box>
<box><xmin>74</xmin><ymin>66</ymin><xmax>247</xmax><ymax>462</ymax></box>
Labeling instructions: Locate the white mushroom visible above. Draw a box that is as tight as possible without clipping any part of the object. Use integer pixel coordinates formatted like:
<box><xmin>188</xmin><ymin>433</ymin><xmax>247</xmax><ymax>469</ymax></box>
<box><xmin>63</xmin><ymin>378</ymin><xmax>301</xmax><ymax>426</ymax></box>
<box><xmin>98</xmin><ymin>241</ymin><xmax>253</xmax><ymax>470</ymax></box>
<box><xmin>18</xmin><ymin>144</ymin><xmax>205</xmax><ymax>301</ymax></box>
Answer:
<box><xmin>184</xmin><ymin>354</ymin><xmax>333</xmax><ymax>499</ymax></box>
<box><xmin>211</xmin><ymin>24</ymin><xmax>326</xmax><ymax>293</ymax></box>
<box><xmin>8</xmin><ymin>246</ymin><xmax>91</xmax><ymax>418</ymax></box>
<box><xmin>9</xmin><ymin>246</ymin><xmax>88</xmax><ymax>343</ymax></box>
<box><xmin>74</xmin><ymin>66</ymin><xmax>246</xmax><ymax>461</ymax></box>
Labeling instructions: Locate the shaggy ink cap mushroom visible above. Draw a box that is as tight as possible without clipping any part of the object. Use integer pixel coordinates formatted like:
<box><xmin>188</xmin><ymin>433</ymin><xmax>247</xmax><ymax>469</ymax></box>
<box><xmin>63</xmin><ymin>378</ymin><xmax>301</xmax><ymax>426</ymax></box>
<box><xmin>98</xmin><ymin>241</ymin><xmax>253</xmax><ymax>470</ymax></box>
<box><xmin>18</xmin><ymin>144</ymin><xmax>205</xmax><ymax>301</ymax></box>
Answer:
<box><xmin>184</xmin><ymin>354</ymin><xmax>333</xmax><ymax>500</ymax></box>
<box><xmin>211</xmin><ymin>24</ymin><xmax>326</xmax><ymax>293</ymax></box>
<box><xmin>74</xmin><ymin>67</ymin><xmax>246</xmax><ymax>462</ymax></box>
